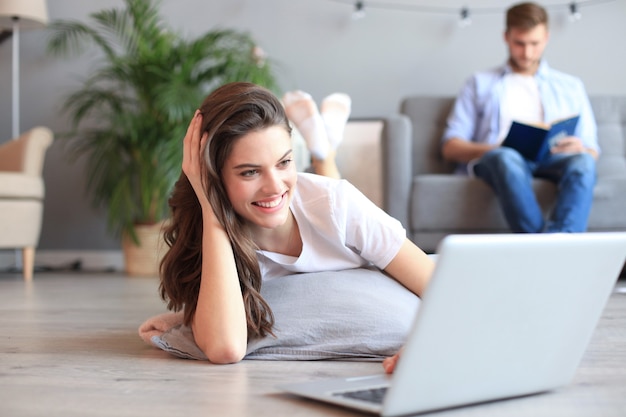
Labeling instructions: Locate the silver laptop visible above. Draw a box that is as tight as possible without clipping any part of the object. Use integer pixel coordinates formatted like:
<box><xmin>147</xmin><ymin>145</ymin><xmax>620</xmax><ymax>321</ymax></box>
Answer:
<box><xmin>279</xmin><ymin>233</ymin><xmax>626</xmax><ymax>416</ymax></box>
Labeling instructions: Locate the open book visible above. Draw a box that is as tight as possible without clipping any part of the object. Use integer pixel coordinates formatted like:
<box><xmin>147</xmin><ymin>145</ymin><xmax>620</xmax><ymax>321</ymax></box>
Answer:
<box><xmin>501</xmin><ymin>115</ymin><xmax>580</xmax><ymax>161</ymax></box>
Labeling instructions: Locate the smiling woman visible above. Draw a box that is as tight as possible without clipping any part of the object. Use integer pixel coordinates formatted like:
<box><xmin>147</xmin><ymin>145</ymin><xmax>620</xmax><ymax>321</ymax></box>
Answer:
<box><xmin>222</xmin><ymin>126</ymin><xmax>297</xmax><ymax>235</ymax></box>
<box><xmin>158</xmin><ymin>82</ymin><xmax>435</xmax><ymax>366</ymax></box>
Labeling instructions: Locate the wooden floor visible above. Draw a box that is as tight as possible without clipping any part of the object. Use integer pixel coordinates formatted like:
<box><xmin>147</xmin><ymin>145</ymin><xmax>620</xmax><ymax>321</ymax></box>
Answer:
<box><xmin>1</xmin><ymin>272</ymin><xmax>625</xmax><ymax>417</ymax></box>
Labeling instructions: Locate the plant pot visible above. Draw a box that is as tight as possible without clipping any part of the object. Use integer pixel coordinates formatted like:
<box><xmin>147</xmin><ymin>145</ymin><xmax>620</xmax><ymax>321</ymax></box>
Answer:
<box><xmin>121</xmin><ymin>221</ymin><xmax>168</xmax><ymax>277</ymax></box>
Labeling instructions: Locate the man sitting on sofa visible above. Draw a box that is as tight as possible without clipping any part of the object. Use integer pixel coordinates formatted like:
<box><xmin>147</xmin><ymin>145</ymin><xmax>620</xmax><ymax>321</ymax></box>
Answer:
<box><xmin>441</xmin><ymin>1</ymin><xmax>599</xmax><ymax>233</ymax></box>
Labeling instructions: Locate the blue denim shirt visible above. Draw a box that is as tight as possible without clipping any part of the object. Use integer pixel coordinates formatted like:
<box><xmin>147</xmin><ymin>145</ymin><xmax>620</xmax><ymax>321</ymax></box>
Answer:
<box><xmin>442</xmin><ymin>60</ymin><xmax>599</xmax><ymax>173</ymax></box>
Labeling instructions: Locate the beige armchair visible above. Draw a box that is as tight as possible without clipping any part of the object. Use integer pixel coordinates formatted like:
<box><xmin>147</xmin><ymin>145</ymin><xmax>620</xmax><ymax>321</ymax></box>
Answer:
<box><xmin>0</xmin><ymin>127</ymin><xmax>53</xmax><ymax>281</ymax></box>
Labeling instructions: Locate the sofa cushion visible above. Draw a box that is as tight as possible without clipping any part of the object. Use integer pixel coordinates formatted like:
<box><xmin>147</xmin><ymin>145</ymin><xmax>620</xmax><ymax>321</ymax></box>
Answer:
<box><xmin>590</xmin><ymin>96</ymin><xmax>626</xmax><ymax>167</ymax></box>
<box><xmin>400</xmin><ymin>96</ymin><xmax>456</xmax><ymax>175</ymax></box>
<box><xmin>588</xmin><ymin>177</ymin><xmax>626</xmax><ymax>229</ymax></box>
<box><xmin>410</xmin><ymin>175</ymin><xmax>556</xmax><ymax>231</ymax></box>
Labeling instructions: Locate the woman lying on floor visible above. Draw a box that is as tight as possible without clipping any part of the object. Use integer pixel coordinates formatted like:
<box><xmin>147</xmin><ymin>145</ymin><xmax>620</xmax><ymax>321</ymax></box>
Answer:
<box><xmin>158</xmin><ymin>82</ymin><xmax>434</xmax><ymax>372</ymax></box>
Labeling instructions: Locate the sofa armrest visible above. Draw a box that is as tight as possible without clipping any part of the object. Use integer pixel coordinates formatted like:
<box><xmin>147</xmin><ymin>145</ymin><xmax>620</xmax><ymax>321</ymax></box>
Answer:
<box><xmin>0</xmin><ymin>127</ymin><xmax>54</xmax><ymax>176</ymax></box>
<box><xmin>380</xmin><ymin>114</ymin><xmax>412</xmax><ymax>230</ymax></box>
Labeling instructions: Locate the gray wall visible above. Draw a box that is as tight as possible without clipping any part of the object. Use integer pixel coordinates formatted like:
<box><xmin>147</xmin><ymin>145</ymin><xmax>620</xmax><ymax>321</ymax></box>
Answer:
<box><xmin>1</xmin><ymin>0</ymin><xmax>625</xmax><ymax>250</ymax></box>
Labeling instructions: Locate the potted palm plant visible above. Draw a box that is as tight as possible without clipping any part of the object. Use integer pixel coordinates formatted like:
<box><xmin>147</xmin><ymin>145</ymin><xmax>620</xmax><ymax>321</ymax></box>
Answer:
<box><xmin>47</xmin><ymin>0</ymin><xmax>279</xmax><ymax>275</ymax></box>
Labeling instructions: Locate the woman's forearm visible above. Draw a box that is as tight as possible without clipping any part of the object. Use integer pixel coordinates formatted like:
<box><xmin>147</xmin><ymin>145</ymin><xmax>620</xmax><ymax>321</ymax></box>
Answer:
<box><xmin>192</xmin><ymin>213</ymin><xmax>248</xmax><ymax>364</ymax></box>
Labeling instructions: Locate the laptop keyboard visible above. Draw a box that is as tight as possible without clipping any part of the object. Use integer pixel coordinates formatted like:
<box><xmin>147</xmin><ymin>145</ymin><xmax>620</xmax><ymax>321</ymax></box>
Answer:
<box><xmin>333</xmin><ymin>387</ymin><xmax>388</xmax><ymax>404</ymax></box>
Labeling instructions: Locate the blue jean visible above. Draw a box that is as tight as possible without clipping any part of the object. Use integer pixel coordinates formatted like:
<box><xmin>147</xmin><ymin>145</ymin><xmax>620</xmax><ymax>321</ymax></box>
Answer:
<box><xmin>473</xmin><ymin>147</ymin><xmax>596</xmax><ymax>233</ymax></box>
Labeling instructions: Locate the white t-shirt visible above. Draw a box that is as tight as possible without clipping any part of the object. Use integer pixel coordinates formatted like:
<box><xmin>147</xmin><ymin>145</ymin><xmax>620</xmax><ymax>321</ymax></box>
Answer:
<box><xmin>498</xmin><ymin>73</ymin><xmax>544</xmax><ymax>143</ymax></box>
<box><xmin>256</xmin><ymin>173</ymin><xmax>406</xmax><ymax>280</ymax></box>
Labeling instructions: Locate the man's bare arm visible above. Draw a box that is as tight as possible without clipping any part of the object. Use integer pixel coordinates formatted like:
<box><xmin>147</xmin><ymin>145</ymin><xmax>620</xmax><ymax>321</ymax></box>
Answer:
<box><xmin>441</xmin><ymin>138</ymin><xmax>496</xmax><ymax>163</ymax></box>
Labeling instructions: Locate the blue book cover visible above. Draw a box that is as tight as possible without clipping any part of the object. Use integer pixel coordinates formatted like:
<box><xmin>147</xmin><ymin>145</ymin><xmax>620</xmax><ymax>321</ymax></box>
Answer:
<box><xmin>501</xmin><ymin>115</ymin><xmax>580</xmax><ymax>161</ymax></box>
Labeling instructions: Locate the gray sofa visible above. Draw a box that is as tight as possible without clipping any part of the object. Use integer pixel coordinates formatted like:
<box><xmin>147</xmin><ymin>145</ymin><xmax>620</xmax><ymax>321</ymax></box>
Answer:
<box><xmin>381</xmin><ymin>95</ymin><xmax>626</xmax><ymax>253</ymax></box>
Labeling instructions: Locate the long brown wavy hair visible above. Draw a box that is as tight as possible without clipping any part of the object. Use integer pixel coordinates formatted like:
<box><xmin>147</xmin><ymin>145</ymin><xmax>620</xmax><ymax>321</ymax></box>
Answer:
<box><xmin>159</xmin><ymin>82</ymin><xmax>291</xmax><ymax>339</ymax></box>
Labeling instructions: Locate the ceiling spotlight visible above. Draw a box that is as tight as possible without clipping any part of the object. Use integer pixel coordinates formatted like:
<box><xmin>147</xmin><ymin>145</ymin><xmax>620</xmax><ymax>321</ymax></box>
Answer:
<box><xmin>569</xmin><ymin>2</ymin><xmax>582</xmax><ymax>22</ymax></box>
<box><xmin>352</xmin><ymin>1</ymin><xmax>365</xmax><ymax>20</ymax></box>
<box><xmin>458</xmin><ymin>7</ymin><xmax>471</xmax><ymax>28</ymax></box>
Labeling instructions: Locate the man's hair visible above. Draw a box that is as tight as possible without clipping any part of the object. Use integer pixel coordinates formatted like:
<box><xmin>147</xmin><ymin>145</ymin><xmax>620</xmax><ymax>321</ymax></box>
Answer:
<box><xmin>506</xmin><ymin>2</ymin><xmax>549</xmax><ymax>32</ymax></box>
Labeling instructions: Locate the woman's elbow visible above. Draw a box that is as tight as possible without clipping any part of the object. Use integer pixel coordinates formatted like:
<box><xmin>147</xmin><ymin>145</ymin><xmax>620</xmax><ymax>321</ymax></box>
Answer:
<box><xmin>192</xmin><ymin>321</ymin><xmax>248</xmax><ymax>364</ymax></box>
<box><xmin>203</xmin><ymin>342</ymin><xmax>247</xmax><ymax>364</ymax></box>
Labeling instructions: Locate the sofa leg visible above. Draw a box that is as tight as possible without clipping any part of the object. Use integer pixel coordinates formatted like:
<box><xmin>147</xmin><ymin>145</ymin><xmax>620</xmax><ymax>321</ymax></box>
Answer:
<box><xmin>22</xmin><ymin>247</ymin><xmax>34</xmax><ymax>282</ymax></box>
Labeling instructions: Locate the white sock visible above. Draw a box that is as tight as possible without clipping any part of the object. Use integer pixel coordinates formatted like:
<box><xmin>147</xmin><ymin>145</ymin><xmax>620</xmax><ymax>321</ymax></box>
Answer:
<box><xmin>282</xmin><ymin>91</ymin><xmax>329</xmax><ymax>160</ymax></box>
<box><xmin>321</xmin><ymin>93</ymin><xmax>351</xmax><ymax>149</ymax></box>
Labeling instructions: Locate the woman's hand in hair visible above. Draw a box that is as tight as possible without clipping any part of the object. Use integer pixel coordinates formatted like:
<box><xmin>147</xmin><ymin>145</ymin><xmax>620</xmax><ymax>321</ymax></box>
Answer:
<box><xmin>182</xmin><ymin>110</ymin><xmax>211</xmax><ymax>209</ymax></box>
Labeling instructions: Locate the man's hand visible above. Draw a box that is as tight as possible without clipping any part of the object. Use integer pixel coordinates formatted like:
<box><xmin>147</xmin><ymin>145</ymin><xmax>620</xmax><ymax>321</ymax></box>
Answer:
<box><xmin>551</xmin><ymin>136</ymin><xmax>596</xmax><ymax>158</ymax></box>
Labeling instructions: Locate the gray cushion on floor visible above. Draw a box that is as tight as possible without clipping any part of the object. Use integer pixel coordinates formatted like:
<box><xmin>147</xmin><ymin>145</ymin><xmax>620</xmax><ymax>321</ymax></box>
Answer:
<box><xmin>152</xmin><ymin>267</ymin><xmax>420</xmax><ymax>361</ymax></box>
